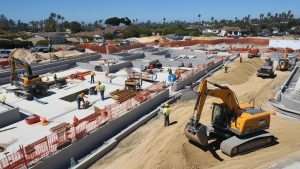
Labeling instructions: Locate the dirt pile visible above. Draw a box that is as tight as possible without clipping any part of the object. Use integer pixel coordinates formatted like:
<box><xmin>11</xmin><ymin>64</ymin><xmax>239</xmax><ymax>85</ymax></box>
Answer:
<box><xmin>90</xmin><ymin>58</ymin><xmax>299</xmax><ymax>169</ymax></box>
<box><xmin>209</xmin><ymin>58</ymin><xmax>264</xmax><ymax>85</ymax></box>
<box><xmin>9</xmin><ymin>48</ymin><xmax>38</xmax><ymax>63</ymax></box>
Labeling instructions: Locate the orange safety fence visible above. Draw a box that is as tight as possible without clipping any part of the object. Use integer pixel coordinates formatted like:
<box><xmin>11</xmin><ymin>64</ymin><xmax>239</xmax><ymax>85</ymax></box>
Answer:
<box><xmin>78</xmin><ymin>43</ymin><xmax>145</xmax><ymax>54</ymax></box>
<box><xmin>0</xmin><ymin>60</ymin><xmax>9</xmax><ymax>69</ymax></box>
<box><xmin>0</xmin><ymin>82</ymin><xmax>166</xmax><ymax>169</ymax></box>
<box><xmin>159</xmin><ymin>38</ymin><xmax>270</xmax><ymax>47</ymax></box>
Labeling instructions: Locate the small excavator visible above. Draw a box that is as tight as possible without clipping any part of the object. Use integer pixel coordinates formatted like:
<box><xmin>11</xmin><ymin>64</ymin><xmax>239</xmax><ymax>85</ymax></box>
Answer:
<box><xmin>277</xmin><ymin>49</ymin><xmax>292</xmax><ymax>71</ymax></box>
<box><xmin>125</xmin><ymin>76</ymin><xmax>142</xmax><ymax>91</ymax></box>
<box><xmin>8</xmin><ymin>49</ymin><xmax>48</xmax><ymax>99</ymax></box>
<box><xmin>185</xmin><ymin>80</ymin><xmax>275</xmax><ymax>156</ymax></box>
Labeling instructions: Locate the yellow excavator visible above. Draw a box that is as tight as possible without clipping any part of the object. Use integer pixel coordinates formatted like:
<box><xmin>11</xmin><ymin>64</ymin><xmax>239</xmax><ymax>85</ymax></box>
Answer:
<box><xmin>277</xmin><ymin>49</ymin><xmax>292</xmax><ymax>71</ymax></box>
<box><xmin>185</xmin><ymin>80</ymin><xmax>275</xmax><ymax>156</ymax></box>
<box><xmin>9</xmin><ymin>49</ymin><xmax>48</xmax><ymax>99</ymax></box>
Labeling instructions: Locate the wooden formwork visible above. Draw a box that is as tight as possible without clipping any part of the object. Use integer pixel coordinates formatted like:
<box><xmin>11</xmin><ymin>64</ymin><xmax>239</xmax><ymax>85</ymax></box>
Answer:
<box><xmin>110</xmin><ymin>89</ymin><xmax>137</xmax><ymax>103</ymax></box>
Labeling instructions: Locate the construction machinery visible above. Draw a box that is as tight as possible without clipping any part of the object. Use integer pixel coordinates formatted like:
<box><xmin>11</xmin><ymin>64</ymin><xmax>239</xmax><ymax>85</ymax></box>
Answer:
<box><xmin>185</xmin><ymin>80</ymin><xmax>275</xmax><ymax>156</ymax></box>
<box><xmin>125</xmin><ymin>76</ymin><xmax>142</xmax><ymax>90</ymax></box>
<box><xmin>276</xmin><ymin>49</ymin><xmax>292</xmax><ymax>71</ymax></box>
<box><xmin>9</xmin><ymin>49</ymin><xmax>48</xmax><ymax>99</ymax></box>
<box><xmin>248</xmin><ymin>48</ymin><xmax>260</xmax><ymax>58</ymax></box>
<box><xmin>143</xmin><ymin>60</ymin><xmax>162</xmax><ymax>72</ymax></box>
<box><xmin>257</xmin><ymin>58</ymin><xmax>275</xmax><ymax>78</ymax></box>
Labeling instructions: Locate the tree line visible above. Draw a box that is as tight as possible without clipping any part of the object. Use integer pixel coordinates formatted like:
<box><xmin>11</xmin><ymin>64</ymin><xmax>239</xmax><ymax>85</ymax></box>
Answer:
<box><xmin>0</xmin><ymin>13</ymin><xmax>133</xmax><ymax>34</ymax></box>
<box><xmin>0</xmin><ymin>10</ymin><xmax>300</xmax><ymax>39</ymax></box>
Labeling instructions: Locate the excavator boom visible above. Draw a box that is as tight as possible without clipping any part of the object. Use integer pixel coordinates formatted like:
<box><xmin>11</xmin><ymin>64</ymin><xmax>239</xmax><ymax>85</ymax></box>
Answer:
<box><xmin>192</xmin><ymin>80</ymin><xmax>240</xmax><ymax>125</ymax></box>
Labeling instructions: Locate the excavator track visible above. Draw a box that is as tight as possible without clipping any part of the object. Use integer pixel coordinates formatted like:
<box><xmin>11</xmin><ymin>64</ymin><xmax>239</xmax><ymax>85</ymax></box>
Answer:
<box><xmin>220</xmin><ymin>132</ymin><xmax>275</xmax><ymax>156</ymax></box>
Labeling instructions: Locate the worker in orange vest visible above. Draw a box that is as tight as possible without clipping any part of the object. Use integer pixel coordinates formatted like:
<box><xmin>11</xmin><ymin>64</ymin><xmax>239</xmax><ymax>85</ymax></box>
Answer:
<box><xmin>77</xmin><ymin>93</ymin><xmax>85</xmax><ymax>109</ymax></box>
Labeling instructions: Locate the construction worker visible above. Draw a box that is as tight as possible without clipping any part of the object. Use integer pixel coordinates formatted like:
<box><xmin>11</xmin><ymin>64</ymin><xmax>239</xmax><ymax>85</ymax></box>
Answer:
<box><xmin>96</xmin><ymin>82</ymin><xmax>106</xmax><ymax>100</ymax></box>
<box><xmin>90</xmin><ymin>71</ymin><xmax>95</xmax><ymax>84</ymax></box>
<box><xmin>239</xmin><ymin>54</ymin><xmax>243</xmax><ymax>63</ymax></box>
<box><xmin>51</xmin><ymin>72</ymin><xmax>57</xmax><ymax>82</ymax></box>
<box><xmin>167</xmin><ymin>68</ymin><xmax>172</xmax><ymax>74</ymax></box>
<box><xmin>1</xmin><ymin>95</ymin><xmax>6</xmax><ymax>104</ymax></box>
<box><xmin>76</xmin><ymin>93</ymin><xmax>85</xmax><ymax>109</ymax></box>
<box><xmin>224</xmin><ymin>63</ymin><xmax>229</xmax><ymax>73</ymax></box>
<box><xmin>162</xmin><ymin>103</ymin><xmax>170</xmax><ymax>127</ymax></box>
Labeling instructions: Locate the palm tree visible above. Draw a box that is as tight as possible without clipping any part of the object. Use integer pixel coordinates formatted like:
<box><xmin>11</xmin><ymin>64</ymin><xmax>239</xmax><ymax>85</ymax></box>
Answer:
<box><xmin>267</xmin><ymin>12</ymin><xmax>272</xmax><ymax>19</ymax></box>
<box><xmin>197</xmin><ymin>14</ymin><xmax>201</xmax><ymax>30</ymax></box>
<box><xmin>260</xmin><ymin>14</ymin><xmax>264</xmax><ymax>20</ymax></box>
<box><xmin>50</xmin><ymin>12</ymin><xmax>57</xmax><ymax>20</ymax></box>
<box><xmin>57</xmin><ymin>14</ymin><xmax>62</xmax><ymax>30</ymax></box>
<box><xmin>198</xmin><ymin>14</ymin><xmax>201</xmax><ymax>24</ymax></box>
<box><xmin>61</xmin><ymin>16</ymin><xmax>65</xmax><ymax>30</ymax></box>
<box><xmin>287</xmin><ymin>10</ymin><xmax>291</xmax><ymax>18</ymax></box>
<box><xmin>163</xmin><ymin>18</ymin><xmax>166</xmax><ymax>24</ymax></box>
<box><xmin>99</xmin><ymin>19</ymin><xmax>103</xmax><ymax>25</ymax></box>
<box><xmin>211</xmin><ymin>16</ymin><xmax>214</xmax><ymax>24</ymax></box>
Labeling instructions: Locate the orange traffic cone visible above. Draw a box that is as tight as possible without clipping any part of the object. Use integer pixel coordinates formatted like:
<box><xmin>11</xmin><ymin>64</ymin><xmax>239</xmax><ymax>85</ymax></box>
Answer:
<box><xmin>41</xmin><ymin>118</ymin><xmax>47</xmax><ymax>126</ymax></box>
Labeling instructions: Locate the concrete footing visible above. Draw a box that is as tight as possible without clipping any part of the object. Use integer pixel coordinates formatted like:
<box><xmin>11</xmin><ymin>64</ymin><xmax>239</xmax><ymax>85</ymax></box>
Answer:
<box><xmin>0</xmin><ymin>103</ymin><xmax>20</xmax><ymax>128</ymax></box>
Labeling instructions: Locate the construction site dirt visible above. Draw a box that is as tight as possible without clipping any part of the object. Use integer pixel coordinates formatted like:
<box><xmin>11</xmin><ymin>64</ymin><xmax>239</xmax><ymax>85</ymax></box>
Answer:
<box><xmin>90</xmin><ymin>58</ymin><xmax>300</xmax><ymax>169</ymax></box>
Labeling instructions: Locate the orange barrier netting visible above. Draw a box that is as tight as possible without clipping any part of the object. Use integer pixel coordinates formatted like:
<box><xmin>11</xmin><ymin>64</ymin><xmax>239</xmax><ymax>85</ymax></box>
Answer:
<box><xmin>159</xmin><ymin>38</ymin><xmax>270</xmax><ymax>47</ymax></box>
<box><xmin>0</xmin><ymin>82</ymin><xmax>166</xmax><ymax>169</ymax></box>
<box><xmin>78</xmin><ymin>43</ymin><xmax>145</xmax><ymax>54</ymax></box>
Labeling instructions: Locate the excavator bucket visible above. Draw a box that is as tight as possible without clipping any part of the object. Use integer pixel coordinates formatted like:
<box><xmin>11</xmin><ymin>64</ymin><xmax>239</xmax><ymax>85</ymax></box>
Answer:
<box><xmin>184</xmin><ymin>122</ymin><xmax>208</xmax><ymax>146</ymax></box>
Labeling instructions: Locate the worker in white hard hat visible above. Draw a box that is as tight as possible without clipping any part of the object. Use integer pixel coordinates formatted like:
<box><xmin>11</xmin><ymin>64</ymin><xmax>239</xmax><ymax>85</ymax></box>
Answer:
<box><xmin>162</xmin><ymin>103</ymin><xmax>171</xmax><ymax>127</ymax></box>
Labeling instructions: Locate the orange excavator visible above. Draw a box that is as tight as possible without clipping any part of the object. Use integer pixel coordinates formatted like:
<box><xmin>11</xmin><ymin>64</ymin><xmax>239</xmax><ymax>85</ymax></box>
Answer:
<box><xmin>185</xmin><ymin>80</ymin><xmax>275</xmax><ymax>156</ymax></box>
<box><xmin>248</xmin><ymin>48</ymin><xmax>260</xmax><ymax>58</ymax></box>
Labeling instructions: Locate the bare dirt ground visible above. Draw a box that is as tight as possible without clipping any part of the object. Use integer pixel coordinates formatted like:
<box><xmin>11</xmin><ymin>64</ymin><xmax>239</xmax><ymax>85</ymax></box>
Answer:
<box><xmin>90</xmin><ymin>58</ymin><xmax>300</xmax><ymax>169</ymax></box>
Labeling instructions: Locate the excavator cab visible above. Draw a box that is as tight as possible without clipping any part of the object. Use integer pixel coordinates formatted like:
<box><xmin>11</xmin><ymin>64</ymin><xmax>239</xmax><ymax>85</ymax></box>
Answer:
<box><xmin>211</xmin><ymin>102</ymin><xmax>230</xmax><ymax>129</ymax></box>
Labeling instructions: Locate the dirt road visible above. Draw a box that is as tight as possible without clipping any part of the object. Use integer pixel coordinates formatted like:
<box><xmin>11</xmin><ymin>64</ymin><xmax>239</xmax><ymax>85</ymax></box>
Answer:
<box><xmin>91</xmin><ymin>58</ymin><xmax>300</xmax><ymax>169</ymax></box>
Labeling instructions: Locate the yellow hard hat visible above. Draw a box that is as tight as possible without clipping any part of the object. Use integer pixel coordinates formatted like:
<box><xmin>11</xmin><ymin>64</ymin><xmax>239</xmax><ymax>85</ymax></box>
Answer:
<box><xmin>164</xmin><ymin>103</ymin><xmax>169</xmax><ymax>107</ymax></box>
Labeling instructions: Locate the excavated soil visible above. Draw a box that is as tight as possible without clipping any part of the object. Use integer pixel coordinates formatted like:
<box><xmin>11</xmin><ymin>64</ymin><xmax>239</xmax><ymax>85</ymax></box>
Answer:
<box><xmin>90</xmin><ymin>58</ymin><xmax>300</xmax><ymax>169</ymax></box>
<box><xmin>209</xmin><ymin>58</ymin><xmax>264</xmax><ymax>85</ymax></box>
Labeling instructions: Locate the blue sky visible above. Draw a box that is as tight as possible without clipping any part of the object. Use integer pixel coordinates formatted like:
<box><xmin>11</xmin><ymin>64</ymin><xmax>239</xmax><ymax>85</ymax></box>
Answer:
<box><xmin>1</xmin><ymin>0</ymin><xmax>300</xmax><ymax>23</ymax></box>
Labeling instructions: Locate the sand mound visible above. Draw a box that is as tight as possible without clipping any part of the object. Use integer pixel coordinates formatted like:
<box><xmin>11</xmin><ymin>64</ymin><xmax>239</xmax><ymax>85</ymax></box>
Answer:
<box><xmin>85</xmin><ymin>48</ymin><xmax>97</xmax><ymax>53</ymax></box>
<box><xmin>53</xmin><ymin>50</ymin><xmax>82</xmax><ymax>57</ymax></box>
<box><xmin>9</xmin><ymin>48</ymin><xmax>41</xmax><ymax>64</ymax></box>
<box><xmin>209</xmin><ymin>58</ymin><xmax>264</xmax><ymax>85</ymax></box>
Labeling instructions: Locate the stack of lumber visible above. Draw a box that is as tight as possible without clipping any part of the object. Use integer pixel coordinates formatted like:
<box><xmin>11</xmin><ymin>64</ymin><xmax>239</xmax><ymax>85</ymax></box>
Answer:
<box><xmin>110</xmin><ymin>89</ymin><xmax>137</xmax><ymax>103</ymax></box>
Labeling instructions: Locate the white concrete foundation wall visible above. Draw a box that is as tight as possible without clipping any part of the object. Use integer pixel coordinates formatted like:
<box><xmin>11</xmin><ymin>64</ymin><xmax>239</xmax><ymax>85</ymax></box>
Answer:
<box><xmin>31</xmin><ymin>89</ymin><xmax>169</xmax><ymax>169</ymax></box>
<box><xmin>279</xmin><ymin>66</ymin><xmax>300</xmax><ymax>111</ymax></box>
<box><xmin>102</xmin><ymin>61</ymin><xmax>133</xmax><ymax>73</ymax></box>
<box><xmin>172</xmin><ymin>60</ymin><xmax>224</xmax><ymax>91</ymax></box>
<box><xmin>0</xmin><ymin>103</ymin><xmax>20</xmax><ymax>128</ymax></box>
